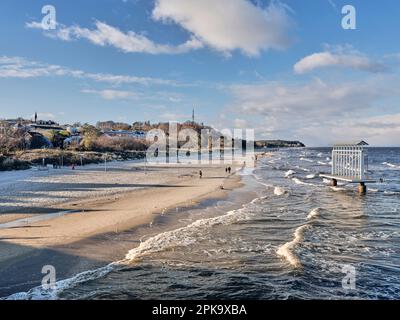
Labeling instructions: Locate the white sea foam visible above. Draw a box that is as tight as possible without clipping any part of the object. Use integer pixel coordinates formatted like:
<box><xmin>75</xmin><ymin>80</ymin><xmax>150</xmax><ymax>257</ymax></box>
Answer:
<box><xmin>292</xmin><ymin>178</ymin><xmax>316</xmax><ymax>186</ymax></box>
<box><xmin>274</xmin><ymin>187</ymin><xmax>286</xmax><ymax>196</ymax></box>
<box><xmin>306</xmin><ymin>174</ymin><xmax>316</xmax><ymax>179</ymax></box>
<box><xmin>330</xmin><ymin>186</ymin><xmax>346</xmax><ymax>192</ymax></box>
<box><xmin>384</xmin><ymin>190</ymin><xmax>399</xmax><ymax>195</ymax></box>
<box><xmin>4</xmin><ymin>195</ymin><xmax>263</xmax><ymax>300</ymax></box>
<box><xmin>292</xmin><ymin>178</ymin><xmax>306</xmax><ymax>185</ymax></box>
<box><xmin>307</xmin><ymin>208</ymin><xmax>321</xmax><ymax>220</ymax></box>
<box><xmin>295</xmin><ymin>166</ymin><xmax>310</xmax><ymax>172</ymax></box>
<box><xmin>4</xmin><ymin>263</ymin><xmax>116</xmax><ymax>300</ymax></box>
<box><xmin>285</xmin><ymin>170</ymin><xmax>296</xmax><ymax>178</ymax></box>
<box><xmin>277</xmin><ymin>225</ymin><xmax>308</xmax><ymax>268</ymax></box>
<box><xmin>318</xmin><ymin>161</ymin><xmax>328</xmax><ymax>166</ymax></box>
<box><xmin>300</xmin><ymin>158</ymin><xmax>314</xmax><ymax>163</ymax></box>
<box><xmin>382</xmin><ymin>162</ymin><xmax>400</xmax><ymax>169</ymax></box>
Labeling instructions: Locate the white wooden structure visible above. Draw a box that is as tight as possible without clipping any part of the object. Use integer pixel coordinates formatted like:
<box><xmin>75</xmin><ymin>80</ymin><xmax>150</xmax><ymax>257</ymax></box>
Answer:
<box><xmin>320</xmin><ymin>141</ymin><xmax>375</xmax><ymax>193</ymax></box>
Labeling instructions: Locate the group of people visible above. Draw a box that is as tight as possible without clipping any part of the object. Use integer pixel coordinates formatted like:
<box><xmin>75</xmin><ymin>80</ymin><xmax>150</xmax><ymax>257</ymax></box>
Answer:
<box><xmin>198</xmin><ymin>166</ymin><xmax>232</xmax><ymax>179</ymax></box>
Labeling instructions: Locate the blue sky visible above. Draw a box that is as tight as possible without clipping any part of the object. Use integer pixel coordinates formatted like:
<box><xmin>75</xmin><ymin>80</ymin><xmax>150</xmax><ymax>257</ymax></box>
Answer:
<box><xmin>0</xmin><ymin>0</ymin><xmax>399</xmax><ymax>146</ymax></box>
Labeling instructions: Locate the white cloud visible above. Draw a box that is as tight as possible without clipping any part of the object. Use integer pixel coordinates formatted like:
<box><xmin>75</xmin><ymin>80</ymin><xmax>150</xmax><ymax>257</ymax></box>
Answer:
<box><xmin>153</xmin><ymin>0</ymin><xmax>293</xmax><ymax>56</ymax></box>
<box><xmin>26</xmin><ymin>0</ymin><xmax>293</xmax><ymax>56</ymax></box>
<box><xmin>227</xmin><ymin>76</ymin><xmax>400</xmax><ymax>146</ymax></box>
<box><xmin>0</xmin><ymin>56</ymin><xmax>178</xmax><ymax>86</ymax></box>
<box><xmin>294</xmin><ymin>50</ymin><xmax>386</xmax><ymax>74</ymax></box>
<box><xmin>81</xmin><ymin>89</ymin><xmax>137</xmax><ymax>100</ymax></box>
<box><xmin>233</xmin><ymin>118</ymin><xmax>248</xmax><ymax>128</ymax></box>
<box><xmin>26</xmin><ymin>20</ymin><xmax>203</xmax><ymax>54</ymax></box>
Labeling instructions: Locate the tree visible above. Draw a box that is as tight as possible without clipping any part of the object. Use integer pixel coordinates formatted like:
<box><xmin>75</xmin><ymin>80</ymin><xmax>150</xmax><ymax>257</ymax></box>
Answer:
<box><xmin>81</xmin><ymin>125</ymin><xmax>101</xmax><ymax>150</ymax></box>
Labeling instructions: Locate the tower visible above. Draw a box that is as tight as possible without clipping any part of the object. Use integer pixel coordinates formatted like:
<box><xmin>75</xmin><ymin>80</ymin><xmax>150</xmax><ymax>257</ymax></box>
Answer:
<box><xmin>192</xmin><ymin>108</ymin><xmax>195</xmax><ymax>124</ymax></box>
<box><xmin>34</xmin><ymin>112</ymin><xmax>37</xmax><ymax>123</ymax></box>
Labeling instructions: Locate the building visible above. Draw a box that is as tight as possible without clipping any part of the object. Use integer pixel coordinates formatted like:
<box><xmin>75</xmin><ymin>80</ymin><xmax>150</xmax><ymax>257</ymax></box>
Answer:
<box><xmin>29</xmin><ymin>120</ymin><xmax>63</xmax><ymax>131</ymax></box>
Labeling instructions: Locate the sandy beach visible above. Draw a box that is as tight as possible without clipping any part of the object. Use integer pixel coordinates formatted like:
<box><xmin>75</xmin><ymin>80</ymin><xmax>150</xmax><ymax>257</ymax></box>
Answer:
<box><xmin>0</xmin><ymin>160</ymin><xmax>243</xmax><ymax>297</ymax></box>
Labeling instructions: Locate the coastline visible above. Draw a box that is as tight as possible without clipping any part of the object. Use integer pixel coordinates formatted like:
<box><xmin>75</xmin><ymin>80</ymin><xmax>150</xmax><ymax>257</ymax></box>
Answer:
<box><xmin>0</xmin><ymin>161</ymin><xmax>249</xmax><ymax>297</ymax></box>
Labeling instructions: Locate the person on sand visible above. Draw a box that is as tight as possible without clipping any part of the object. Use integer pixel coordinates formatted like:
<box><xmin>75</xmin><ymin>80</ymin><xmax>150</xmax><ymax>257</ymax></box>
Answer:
<box><xmin>228</xmin><ymin>167</ymin><xmax>231</xmax><ymax>174</ymax></box>
<box><xmin>199</xmin><ymin>170</ymin><xmax>203</xmax><ymax>179</ymax></box>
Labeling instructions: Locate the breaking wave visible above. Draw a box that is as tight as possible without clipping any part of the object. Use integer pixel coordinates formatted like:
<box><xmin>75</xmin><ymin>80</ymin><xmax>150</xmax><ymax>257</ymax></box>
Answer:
<box><xmin>4</xmin><ymin>196</ymin><xmax>263</xmax><ymax>300</ymax></box>
<box><xmin>274</xmin><ymin>187</ymin><xmax>287</xmax><ymax>196</ymax></box>
<box><xmin>307</xmin><ymin>208</ymin><xmax>321</xmax><ymax>220</ymax></box>
<box><xmin>382</xmin><ymin>162</ymin><xmax>400</xmax><ymax>169</ymax></box>
<box><xmin>277</xmin><ymin>207</ymin><xmax>322</xmax><ymax>268</ymax></box>
<box><xmin>277</xmin><ymin>225</ymin><xmax>308</xmax><ymax>268</ymax></box>
<box><xmin>285</xmin><ymin>170</ymin><xmax>296</xmax><ymax>178</ymax></box>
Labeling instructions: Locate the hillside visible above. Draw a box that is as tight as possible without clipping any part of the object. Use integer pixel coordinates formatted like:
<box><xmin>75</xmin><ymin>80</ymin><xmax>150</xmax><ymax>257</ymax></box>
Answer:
<box><xmin>254</xmin><ymin>140</ymin><xmax>305</xmax><ymax>148</ymax></box>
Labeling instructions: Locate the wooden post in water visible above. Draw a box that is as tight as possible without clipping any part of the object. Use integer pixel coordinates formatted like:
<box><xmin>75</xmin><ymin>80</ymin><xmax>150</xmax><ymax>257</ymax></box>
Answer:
<box><xmin>358</xmin><ymin>182</ymin><xmax>367</xmax><ymax>194</ymax></box>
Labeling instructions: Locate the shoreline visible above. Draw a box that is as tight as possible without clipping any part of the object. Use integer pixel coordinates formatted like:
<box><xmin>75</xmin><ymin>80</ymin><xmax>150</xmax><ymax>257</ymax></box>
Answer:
<box><xmin>0</xmin><ymin>162</ymin><xmax>249</xmax><ymax>298</ymax></box>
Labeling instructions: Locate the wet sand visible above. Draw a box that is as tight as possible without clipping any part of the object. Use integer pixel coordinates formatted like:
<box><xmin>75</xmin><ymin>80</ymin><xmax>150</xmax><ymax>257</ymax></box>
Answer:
<box><xmin>0</xmin><ymin>162</ymin><xmax>244</xmax><ymax>297</ymax></box>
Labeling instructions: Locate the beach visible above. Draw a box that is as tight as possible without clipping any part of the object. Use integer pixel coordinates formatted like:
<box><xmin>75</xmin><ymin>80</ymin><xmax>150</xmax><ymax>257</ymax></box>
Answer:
<box><xmin>1</xmin><ymin>148</ymin><xmax>398</xmax><ymax>300</ymax></box>
<box><xmin>0</xmin><ymin>160</ymin><xmax>244</xmax><ymax>297</ymax></box>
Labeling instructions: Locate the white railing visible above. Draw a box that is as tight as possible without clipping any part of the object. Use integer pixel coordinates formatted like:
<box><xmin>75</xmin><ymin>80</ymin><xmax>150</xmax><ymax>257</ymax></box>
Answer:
<box><xmin>332</xmin><ymin>146</ymin><xmax>366</xmax><ymax>180</ymax></box>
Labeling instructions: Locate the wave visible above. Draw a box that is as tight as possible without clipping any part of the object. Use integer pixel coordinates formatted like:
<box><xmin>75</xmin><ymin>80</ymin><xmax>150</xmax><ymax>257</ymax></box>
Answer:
<box><xmin>285</xmin><ymin>170</ymin><xmax>296</xmax><ymax>178</ymax></box>
<box><xmin>277</xmin><ymin>207</ymin><xmax>322</xmax><ymax>267</ymax></box>
<box><xmin>292</xmin><ymin>178</ymin><xmax>318</xmax><ymax>186</ymax></box>
<box><xmin>295</xmin><ymin>166</ymin><xmax>310</xmax><ymax>172</ymax></box>
<box><xmin>382</xmin><ymin>162</ymin><xmax>400</xmax><ymax>169</ymax></box>
<box><xmin>307</xmin><ymin>208</ymin><xmax>321</xmax><ymax>220</ymax></box>
<box><xmin>277</xmin><ymin>225</ymin><xmax>308</xmax><ymax>268</ymax></box>
<box><xmin>317</xmin><ymin>161</ymin><xmax>329</xmax><ymax>166</ymax></box>
<box><xmin>4</xmin><ymin>196</ymin><xmax>263</xmax><ymax>300</ymax></box>
<box><xmin>300</xmin><ymin>158</ymin><xmax>314</xmax><ymax>163</ymax></box>
<box><xmin>251</xmin><ymin>172</ymin><xmax>273</xmax><ymax>188</ymax></box>
<box><xmin>384</xmin><ymin>190</ymin><xmax>400</xmax><ymax>195</ymax></box>
<box><xmin>274</xmin><ymin>187</ymin><xmax>287</xmax><ymax>196</ymax></box>
<box><xmin>4</xmin><ymin>263</ymin><xmax>116</xmax><ymax>300</ymax></box>
<box><xmin>306</xmin><ymin>174</ymin><xmax>316</xmax><ymax>179</ymax></box>
<box><xmin>330</xmin><ymin>186</ymin><xmax>346</xmax><ymax>192</ymax></box>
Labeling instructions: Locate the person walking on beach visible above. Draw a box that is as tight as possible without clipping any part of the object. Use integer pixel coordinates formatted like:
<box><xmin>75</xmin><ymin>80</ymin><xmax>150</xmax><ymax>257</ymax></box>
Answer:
<box><xmin>228</xmin><ymin>167</ymin><xmax>231</xmax><ymax>174</ymax></box>
<box><xmin>199</xmin><ymin>170</ymin><xmax>203</xmax><ymax>179</ymax></box>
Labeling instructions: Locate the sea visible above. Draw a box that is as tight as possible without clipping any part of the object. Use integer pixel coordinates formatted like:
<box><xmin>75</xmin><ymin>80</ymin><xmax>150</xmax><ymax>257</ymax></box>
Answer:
<box><xmin>6</xmin><ymin>148</ymin><xmax>400</xmax><ymax>300</ymax></box>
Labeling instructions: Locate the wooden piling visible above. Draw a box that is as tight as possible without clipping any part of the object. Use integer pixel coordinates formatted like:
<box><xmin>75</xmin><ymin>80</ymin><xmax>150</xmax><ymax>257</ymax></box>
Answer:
<box><xmin>358</xmin><ymin>182</ymin><xmax>367</xmax><ymax>194</ymax></box>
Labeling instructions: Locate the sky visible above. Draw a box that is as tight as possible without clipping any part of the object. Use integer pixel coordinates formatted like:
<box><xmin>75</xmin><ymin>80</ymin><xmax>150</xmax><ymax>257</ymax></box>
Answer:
<box><xmin>0</xmin><ymin>0</ymin><xmax>399</xmax><ymax>146</ymax></box>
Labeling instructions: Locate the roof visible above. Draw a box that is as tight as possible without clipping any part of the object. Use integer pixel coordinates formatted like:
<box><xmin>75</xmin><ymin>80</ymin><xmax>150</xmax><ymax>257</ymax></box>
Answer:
<box><xmin>333</xmin><ymin>140</ymin><xmax>369</xmax><ymax>147</ymax></box>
